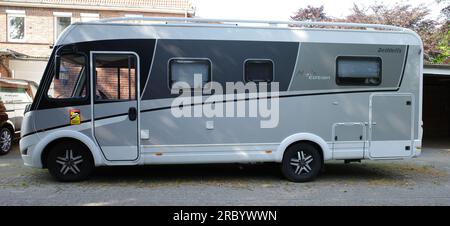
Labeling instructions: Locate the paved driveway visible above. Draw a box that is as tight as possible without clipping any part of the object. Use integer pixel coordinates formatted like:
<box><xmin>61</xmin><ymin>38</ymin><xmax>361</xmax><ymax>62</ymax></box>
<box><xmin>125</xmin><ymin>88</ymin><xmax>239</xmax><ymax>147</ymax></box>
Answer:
<box><xmin>0</xmin><ymin>142</ymin><xmax>449</xmax><ymax>206</ymax></box>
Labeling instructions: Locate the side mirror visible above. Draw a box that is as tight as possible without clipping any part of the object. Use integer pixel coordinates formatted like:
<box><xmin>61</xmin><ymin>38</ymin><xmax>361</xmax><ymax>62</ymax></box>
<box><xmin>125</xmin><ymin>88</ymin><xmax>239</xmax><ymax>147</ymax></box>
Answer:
<box><xmin>24</xmin><ymin>103</ymin><xmax>32</xmax><ymax>114</ymax></box>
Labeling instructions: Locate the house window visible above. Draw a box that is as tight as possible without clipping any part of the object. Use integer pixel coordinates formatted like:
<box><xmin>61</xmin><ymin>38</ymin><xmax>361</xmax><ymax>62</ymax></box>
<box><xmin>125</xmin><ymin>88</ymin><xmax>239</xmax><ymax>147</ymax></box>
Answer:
<box><xmin>6</xmin><ymin>10</ymin><xmax>26</xmax><ymax>42</ymax></box>
<box><xmin>336</xmin><ymin>57</ymin><xmax>382</xmax><ymax>86</ymax></box>
<box><xmin>80</xmin><ymin>13</ymin><xmax>100</xmax><ymax>22</ymax></box>
<box><xmin>169</xmin><ymin>59</ymin><xmax>211</xmax><ymax>90</ymax></box>
<box><xmin>244</xmin><ymin>59</ymin><xmax>274</xmax><ymax>83</ymax></box>
<box><xmin>53</xmin><ymin>12</ymin><xmax>72</xmax><ymax>41</ymax></box>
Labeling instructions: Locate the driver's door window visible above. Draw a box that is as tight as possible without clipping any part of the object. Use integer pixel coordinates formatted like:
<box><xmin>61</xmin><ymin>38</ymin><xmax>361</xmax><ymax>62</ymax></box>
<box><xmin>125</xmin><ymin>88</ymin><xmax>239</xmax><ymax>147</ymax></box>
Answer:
<box><xmin>47</xmin><ymin>54</ymin><xmax>87</xmax><ymax>99</ymax></box>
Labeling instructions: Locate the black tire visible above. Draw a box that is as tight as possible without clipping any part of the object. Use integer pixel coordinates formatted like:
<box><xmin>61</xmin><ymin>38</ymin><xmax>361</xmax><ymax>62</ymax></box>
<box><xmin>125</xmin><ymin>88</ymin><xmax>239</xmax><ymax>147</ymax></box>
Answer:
<box><xmin>281</xmin><ymin>142</ymin><xmax>322</xmax><ymax>183</ymax></box>
<box><xmin>47</xmin><ymin>141</ymin><xmax>94</xmax><ymax>182</ymax></box>
<box><xmin>0</xmin><ymin>127</ymin><xmax>13</xmax><ymax>156</ymax></box>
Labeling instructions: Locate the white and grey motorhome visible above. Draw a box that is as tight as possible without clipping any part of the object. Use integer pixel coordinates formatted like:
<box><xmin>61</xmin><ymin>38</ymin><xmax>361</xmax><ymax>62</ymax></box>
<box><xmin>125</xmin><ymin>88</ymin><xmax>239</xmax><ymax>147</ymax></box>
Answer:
<box><xmin>20</xmin><ymin>17</ymin><xmax>423</xmax><ymax>182</ymax></box>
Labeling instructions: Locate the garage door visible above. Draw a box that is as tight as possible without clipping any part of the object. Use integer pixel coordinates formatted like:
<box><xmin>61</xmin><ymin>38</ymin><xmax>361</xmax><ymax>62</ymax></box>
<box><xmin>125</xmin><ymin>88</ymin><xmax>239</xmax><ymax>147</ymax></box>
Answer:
<box><xmin>9</xmin><ymin>60</ymin><xmax>47</xmax><ymax>84</ymax></box>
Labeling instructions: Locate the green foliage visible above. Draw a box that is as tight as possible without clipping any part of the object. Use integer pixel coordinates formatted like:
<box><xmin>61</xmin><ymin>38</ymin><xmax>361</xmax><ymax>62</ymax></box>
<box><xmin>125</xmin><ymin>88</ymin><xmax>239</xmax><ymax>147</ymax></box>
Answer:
<box><xmin>291</xmin><ymin>2</ymin><xmax>450</xmax><ymax>64</ymax></box>
<box><xmin>431</xmin><ymin>28</ymin><xmax>450</xmax><ymax>64</ymax></box>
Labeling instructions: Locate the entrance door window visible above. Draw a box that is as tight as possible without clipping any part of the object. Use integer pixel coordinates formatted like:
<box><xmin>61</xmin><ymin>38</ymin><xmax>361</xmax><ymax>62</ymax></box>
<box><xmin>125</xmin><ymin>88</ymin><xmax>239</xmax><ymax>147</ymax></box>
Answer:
<box><xmin>93</xmin><ymin>54</ymin><xmax>137</xmax><ymax>102</ymax></box>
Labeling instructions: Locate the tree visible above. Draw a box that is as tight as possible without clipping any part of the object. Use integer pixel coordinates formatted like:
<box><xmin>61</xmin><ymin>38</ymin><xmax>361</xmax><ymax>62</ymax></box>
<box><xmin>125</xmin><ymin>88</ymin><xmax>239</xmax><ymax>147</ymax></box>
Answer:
<box><xmin>291</xmin><ymin>3</ymin><xmax>449</xmax><ymax>64</ymax></box>
<box><xmin>434</xmin><ymin>0</ymin><xmax>450</xmax><ymax>63</ymax></box>
<box><xmin>345</xmin><ymin>3</ymin><xmax>444</xmax><ymax>63</ymax></box>
<box><xmin>436</xmin><ymin>0</ymin><xmax>449</xmax><ymax>19</ymax></box>
<box><xmin>433</xmin><ymin>30</ymin><xmax>450</xmax><ymax>64</ymax></box>
<box><xmin>291</xmin><ymin>5</ymin><xmax>328</xmax><ymax>22</ymax></box>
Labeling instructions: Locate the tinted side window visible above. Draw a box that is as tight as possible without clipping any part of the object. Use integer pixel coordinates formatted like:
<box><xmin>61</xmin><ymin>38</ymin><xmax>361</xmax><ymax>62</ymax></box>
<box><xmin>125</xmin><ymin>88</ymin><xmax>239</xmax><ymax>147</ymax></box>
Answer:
<box><xmin>169</xmin><ymin>59</ymin><xmax>211</xmax><ymax>90</ymax></box>
<box><xmin>245</xmin><ymin>60</ymin><xmax>274</xmax><ymax>83</ymax></box>
<box><xmin>336</xmin><ymin>57</ymin><xmax>382</xmax><ymax>86</ymax></box>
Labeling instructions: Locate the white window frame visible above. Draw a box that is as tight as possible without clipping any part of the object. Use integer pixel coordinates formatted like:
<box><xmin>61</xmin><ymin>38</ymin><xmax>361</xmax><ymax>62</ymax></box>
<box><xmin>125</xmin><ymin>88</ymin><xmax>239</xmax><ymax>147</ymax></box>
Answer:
<box><xmin>124</xmin><ymin>14</ymin><xmax>144</xmax><ymax>24</ymax></box>
<box><xmin>80</xmin><ymin>13</ymin><xmax>100</xmax><ymax>22</ymax></box>
<box><xmin>125</xmin><ymin>14</ymin><xmax>144</xmax><ymax>18</ymax></box>
<box><xmin>6</xmin><ymin>10</ymin><xmax>26</xmax><ymax>42</ymax></box>
<box><xmin>168</xmin><ymin>58</ymin><xmax>213</xmax><ymax>92</ymax></box>
<box><xmin>124</xmin><ymin>14</ymin><xmax>144</xmax><ymax>18</ymax></box>
<box><xmin>53</xmin><ymin>12</ymin><xmax>73</xmax><ymax>42</ymax></box>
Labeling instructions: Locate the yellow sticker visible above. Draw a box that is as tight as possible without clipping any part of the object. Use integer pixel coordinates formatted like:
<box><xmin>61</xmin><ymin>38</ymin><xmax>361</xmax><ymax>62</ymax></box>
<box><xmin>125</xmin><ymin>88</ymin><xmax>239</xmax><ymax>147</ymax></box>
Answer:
<box><xmin>70</xmin><ymin>109</ymin><xmax>81</xmax><ymax>125</ymax></box>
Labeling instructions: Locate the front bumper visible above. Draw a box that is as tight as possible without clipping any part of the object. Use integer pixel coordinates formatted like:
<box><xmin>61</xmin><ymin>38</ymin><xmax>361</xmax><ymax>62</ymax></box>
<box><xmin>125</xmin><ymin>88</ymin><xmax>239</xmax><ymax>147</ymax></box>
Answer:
<box><xmin>20</xmin><ymin>134</ymin><xmax>42</xmax><ymax>168</ymax></box>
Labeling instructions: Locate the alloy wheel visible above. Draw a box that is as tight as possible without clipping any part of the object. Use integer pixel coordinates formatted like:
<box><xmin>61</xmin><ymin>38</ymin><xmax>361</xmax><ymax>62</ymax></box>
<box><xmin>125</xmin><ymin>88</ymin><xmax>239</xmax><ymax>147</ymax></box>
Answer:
<box><xmin>290</xmin><ymin>150</ymin><xmax>314</xmax><ymax>175</ymax></box>
<box><xmin>0</xmin><ymin>129</ymin><xmax>12</xmax><ymax>153</ymax></box>
<box><xmin>56</xmin><ymin>149</ymin><xmax>84</xmax><ymax>175</ymax></box>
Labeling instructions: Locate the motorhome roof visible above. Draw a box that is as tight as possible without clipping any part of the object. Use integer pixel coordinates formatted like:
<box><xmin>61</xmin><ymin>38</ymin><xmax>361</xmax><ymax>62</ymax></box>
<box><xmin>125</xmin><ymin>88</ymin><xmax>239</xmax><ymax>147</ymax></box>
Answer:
<box><xmin>56</xmin><ymin>17</ymin><xmax>423</xmax><ymax>47</ymax></box>
<box><xmin>98</xmin><ymin>17</ymin><xmax>408</xmax><ymax>31</ymax></box>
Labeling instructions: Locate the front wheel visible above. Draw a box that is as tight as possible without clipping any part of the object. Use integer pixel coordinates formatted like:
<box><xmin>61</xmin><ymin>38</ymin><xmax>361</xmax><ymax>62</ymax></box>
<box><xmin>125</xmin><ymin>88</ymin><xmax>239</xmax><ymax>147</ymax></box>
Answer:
<box><xmin>47</xmin><ymin>141</ymin><xmax>94</xmax><ymax>182</ymax></box>
<box><xmin>0</xmin><ymin>127</ymin><xmax>13</xmax><ymax>156</ymax></box>
<box><xmin>281</xmin><ymin>142</ymin><xmax>322</xmax><ymax>183</ymax></box>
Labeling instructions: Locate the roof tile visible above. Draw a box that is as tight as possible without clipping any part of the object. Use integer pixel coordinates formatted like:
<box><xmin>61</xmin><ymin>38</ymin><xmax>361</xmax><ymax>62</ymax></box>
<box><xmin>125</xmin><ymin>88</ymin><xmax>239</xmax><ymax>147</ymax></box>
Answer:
<box><xmin>1</xmin><ymin>0</ymin><xmax>193</xmax><ymax>10</ymax></box>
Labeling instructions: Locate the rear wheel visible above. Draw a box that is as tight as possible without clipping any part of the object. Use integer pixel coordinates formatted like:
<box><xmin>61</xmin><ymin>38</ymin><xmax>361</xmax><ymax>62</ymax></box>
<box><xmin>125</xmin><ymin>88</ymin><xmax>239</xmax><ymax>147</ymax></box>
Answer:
<box><xmin>281</xmin><ymin>142</ymin><xmax>322</xmax><ymax>182</ymax></box>
<box><xmin>0</xmin><ymin>127</ymin><xmax>13</xmax><ymax>156</ymax></box>
<box><xmin>47</xmin><ymin>141</ymin><xmax>94</xmax><ymax>182</ymax></box>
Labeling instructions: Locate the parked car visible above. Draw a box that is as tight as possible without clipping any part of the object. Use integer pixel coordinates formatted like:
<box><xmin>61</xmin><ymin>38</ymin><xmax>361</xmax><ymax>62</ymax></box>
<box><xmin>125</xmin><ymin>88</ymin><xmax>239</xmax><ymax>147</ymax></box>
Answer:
<box><xmin>0</xmin><ymin>100</ymin><xmax>11</xmax><ymax>155</ymax></box>
<box><xmin>0</xmin><ymin>78</ymin><xmax>38</xmax><ymax>155</ymax></box>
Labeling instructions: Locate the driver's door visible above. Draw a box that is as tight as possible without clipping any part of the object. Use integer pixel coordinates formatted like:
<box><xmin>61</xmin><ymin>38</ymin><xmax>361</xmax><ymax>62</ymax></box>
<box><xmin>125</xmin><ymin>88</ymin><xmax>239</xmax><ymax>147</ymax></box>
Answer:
<box><xmin>90</xmin><ymin>52</ymin><xmax>140</xmax><ymax>162</ymax></box>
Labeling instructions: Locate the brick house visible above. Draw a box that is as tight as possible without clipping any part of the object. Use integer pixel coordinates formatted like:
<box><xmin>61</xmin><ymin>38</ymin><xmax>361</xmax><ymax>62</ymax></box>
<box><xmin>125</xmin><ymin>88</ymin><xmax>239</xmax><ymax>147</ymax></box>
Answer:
<box><xmin>0</xmin><ymin>0</ymin><xmax>195</xmax><ymax>83</ymax></box>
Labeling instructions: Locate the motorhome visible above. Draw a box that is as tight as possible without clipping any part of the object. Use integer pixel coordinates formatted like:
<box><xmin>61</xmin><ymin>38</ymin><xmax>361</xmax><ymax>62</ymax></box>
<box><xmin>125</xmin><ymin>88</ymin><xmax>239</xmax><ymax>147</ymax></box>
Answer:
<box><xmin>20</xmin><ymin>17</ymin><xmax>423</xmax><ymax>182</ymax></box>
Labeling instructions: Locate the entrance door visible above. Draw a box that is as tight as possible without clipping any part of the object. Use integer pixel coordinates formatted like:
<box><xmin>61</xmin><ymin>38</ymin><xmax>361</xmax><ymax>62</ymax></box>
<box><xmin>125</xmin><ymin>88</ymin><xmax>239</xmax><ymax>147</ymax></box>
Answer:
<box><xmin>91</xmin><ymin>52</ymin><xmax>140</xmax><ymax>161</ymax></box>
<box><xmin>369</xmin><ymin>94</ymin><xmax>414</xmax><ymax>159</ymax></box>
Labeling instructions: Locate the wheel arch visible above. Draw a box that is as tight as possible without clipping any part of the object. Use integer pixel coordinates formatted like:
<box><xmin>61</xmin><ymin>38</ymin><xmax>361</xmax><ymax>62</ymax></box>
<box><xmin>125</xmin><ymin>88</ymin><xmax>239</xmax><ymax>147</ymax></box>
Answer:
<box><xmin>275</xmin><ymin>133</ymin><xmax>332</xmax><ymax>162</ymax></box>
<box><xmin>33</xmin><ymin>130</ymin><xmax>103</xmax><ymax>168</ymax></box>
<box><xmin>1</xmin><ymin>120</ymin><xmax>15</xmax><ymax>133</ymax></box>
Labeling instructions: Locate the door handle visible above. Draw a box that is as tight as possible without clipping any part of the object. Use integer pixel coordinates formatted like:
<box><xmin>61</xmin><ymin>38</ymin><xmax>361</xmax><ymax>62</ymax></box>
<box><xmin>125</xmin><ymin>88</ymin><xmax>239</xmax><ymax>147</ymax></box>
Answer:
<box><xmin>128</xmin><ymin>107</ymin><xmax>137</xmax><ymax>121</ymax></box>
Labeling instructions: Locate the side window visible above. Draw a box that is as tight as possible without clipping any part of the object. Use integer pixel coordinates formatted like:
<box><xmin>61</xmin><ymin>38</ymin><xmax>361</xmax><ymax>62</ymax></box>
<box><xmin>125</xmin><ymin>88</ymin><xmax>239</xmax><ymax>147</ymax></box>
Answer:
<box><xmin>169</xmin><ymin>59</ymin><xmax>211</xmax><ymax>90</ymax></box>
<box><xmin>244</xmin><ymin>60</ymin><xmax>274</xmax><ymax>83</ymax></box>
<box><xmin>13</xmin><ymin>89</ymin><xmax>33</xmax><ymax>104</ymax></box>
<box><xmin>94</xmin><ymin>54</ymin><xmax>137</xmax><ymax>102</ymax></box>
<box><xmin>47</xmin><ymin>53</ymin><xmax>87</xmax><ymax>99</ymax></box>
<box><xmin>0</xmin><ymin>87</ymin><xmax>17</xmax><ymax>104</ymax></box>
<box><xmin>0</xmin><ymin>81</ymin><xmax>33</xmax><ymax>104</ymax></box>
<box><xmin>336</xmin><ymin>57</ymin><xmax>382</xmax><ymax>86</ymax></box>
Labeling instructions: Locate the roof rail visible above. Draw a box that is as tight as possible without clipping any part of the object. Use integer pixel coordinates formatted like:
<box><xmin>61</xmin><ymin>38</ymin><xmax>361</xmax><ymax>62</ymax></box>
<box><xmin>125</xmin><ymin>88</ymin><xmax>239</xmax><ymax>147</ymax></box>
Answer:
<box><xmin>96</xmin><ymin>17</ymin><xmax>407</xmax><ymax>32</ymax></box>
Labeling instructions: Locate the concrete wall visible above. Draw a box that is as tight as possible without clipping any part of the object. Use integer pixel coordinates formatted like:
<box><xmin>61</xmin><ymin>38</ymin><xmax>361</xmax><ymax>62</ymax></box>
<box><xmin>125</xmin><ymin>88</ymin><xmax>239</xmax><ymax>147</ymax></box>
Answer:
<box><xmin>9</xmin><ymin>59</ymin><xmax>47</xmax><ymax>83</ymax></box>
